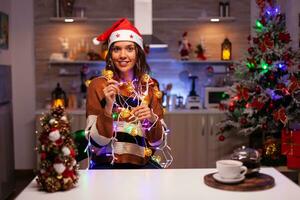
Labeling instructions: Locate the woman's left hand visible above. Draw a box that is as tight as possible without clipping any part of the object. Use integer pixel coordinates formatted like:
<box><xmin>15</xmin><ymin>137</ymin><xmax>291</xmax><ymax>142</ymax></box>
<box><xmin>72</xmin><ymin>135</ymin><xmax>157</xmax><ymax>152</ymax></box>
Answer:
<box><xmin>131</xmin><ymin>105</ymin><xmax>157</xmax><ymax>123</ymax></box>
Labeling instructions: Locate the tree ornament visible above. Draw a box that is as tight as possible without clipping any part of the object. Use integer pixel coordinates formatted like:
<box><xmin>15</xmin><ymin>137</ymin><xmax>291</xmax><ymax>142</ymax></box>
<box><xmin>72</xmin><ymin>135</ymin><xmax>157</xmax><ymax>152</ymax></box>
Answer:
<box><xmin>218</xmin><ymin>135</ymin><xmax>225</xmax><ymax>141</ymax></box>
<box><xmin>240</xmin><ymin>118</ymin><xmax>247</xmax><ymax>125</ymax></box>
<box><xmin>130</xmin><ymin>127</ymin><xmax>138</xmax><ymax>137</ymax></box>
<box><xmin>141</xmin><ymin>74</ymin><xmax>151</xmax><ymax>83</ymax></box>
<box><xmin>120</xmin><ymin>108</ymin><xmax>131</xmax><ymax>119</ymax></box>
<box><xmin>102</xmin><ymin>69</ymin><xmax>114</xmax><ymax>80</ymax></box>
<box><xmin>255</xmin><ymin>86</ymin><xmax>261</xmax><ymax>94</ymax></box>
<box><xmin>61</xmin><ymin>115</ymin><xmax>68</xmax><ymax>122</ymax></box>
<box><xmin>53</xmin><ymin>163</ymin><xmax>66</xmax><ymax>174</ymax></box>
<box><xmin>228</xmin><ymin>104</ymin><xmax>235</xmax><ymax>112</ymax></box>
<box><xmin>144</xmin><ymin>148</ymin><xmax>152</xmax><ymax>157</ymax></box>
<box><xmin>49</xmin><ymin>130</ymin><xmax>61</xmax><ymax>142</ymax></box>
<box><xmin>62</xmin><ymin>146</ymin><xmax>71</xmax><ymax>156</ymax></box>
<box><xmin>154</xmin><ymin>90</ymin><xmax>163</xmax><ymax>99</ymax></box>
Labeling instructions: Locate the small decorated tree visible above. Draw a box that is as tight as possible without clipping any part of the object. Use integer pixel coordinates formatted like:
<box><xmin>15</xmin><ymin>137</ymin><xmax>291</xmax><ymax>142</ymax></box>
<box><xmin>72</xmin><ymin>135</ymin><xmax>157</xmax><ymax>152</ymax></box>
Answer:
<box><xmin>218</xmin><ymin>0</ymin><xmax>300</xmax><ymax>166</ymax></box>
<box><xmin>36</xmin><ymin>106</ymin><xmax>79</xmax><ymax>192</ymax></box>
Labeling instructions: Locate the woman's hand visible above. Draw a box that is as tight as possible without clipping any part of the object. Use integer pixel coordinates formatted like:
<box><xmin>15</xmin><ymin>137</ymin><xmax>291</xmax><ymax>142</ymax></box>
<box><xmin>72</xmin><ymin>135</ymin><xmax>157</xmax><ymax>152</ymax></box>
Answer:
<box><xmin>131</xmin><ymin>105</ymin><xmax>157</xmax><ymax>123</ymax></box>
<box><xmin>103</xmin><ymin>79</ymin><xmax>119</xmax><ymax>115</ymax></box>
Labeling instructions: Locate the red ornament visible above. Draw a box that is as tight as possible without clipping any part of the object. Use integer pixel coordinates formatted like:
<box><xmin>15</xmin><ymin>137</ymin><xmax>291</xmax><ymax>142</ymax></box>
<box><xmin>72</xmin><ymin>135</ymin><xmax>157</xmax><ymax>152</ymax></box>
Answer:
<box><xmin>40</xmin><ymin>152</ymin><xmax>47</xmax><ymax>160</ymax></box>
<box><xmin>228</xmin><ymin>105</ymin><xmax>235</xmax><ymax>112</ymax></box>
<box><xmin>253</xmin><ymin>37</ymin><xmax>259</xmax><ymax>44</ymax></box>
<box><xmin>262</xmin><ymin>123</ymin><xmax>268</xmax><ymax>130</ymax></box>
<box><xmin>269</xmin><ymin>102</ymin><xmax>274</xmax><ymax>109</ymax></box>
<box><xmin>255</xmin><ymin>86</ymin><xmax>261</xmax><ymax>94</ymax></box>
<box><xmin>248</xmin><ymin>47</ymin><xmax>254</xmax><ymax>54</ymax></box>
<box><xmin>218</xmin><ymin>135</ymin><xmax>225</xmax><ymax>142</ymax></box>
<box><xmin>259</xmin><ymin>44</ymin><xmax>266</xmax><ymax>52</ymax></box>
<box><xmin>269</xmin><ymin>74</ymin><xmax>275</xmax><ymax>81</ymax></box>
<box><xmin>240</xmin><ymin>118</ymin><xmax>247</xmax><ymax>125</ymax></box>
<box><xmin>266</xmin><ymin>59</ymin><xmax>272</xmax><ymax>65</ymax></box>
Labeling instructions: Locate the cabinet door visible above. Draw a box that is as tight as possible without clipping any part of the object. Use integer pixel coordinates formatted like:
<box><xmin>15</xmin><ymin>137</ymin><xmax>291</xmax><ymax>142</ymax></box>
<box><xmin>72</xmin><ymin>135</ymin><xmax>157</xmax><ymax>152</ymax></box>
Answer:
<box><xmin>165</xmin><ymin>113</ymin><xmax>207</xmax><ymax>168</ymax></box>
<box><xmin>206</xmin><ymin>113</ymin><xmax>226</xmax><ymax>167</ymax></box>
<box><xmin>0</xmin><ymin>103</ymin><xmax>15</xmax><ymax>199</ymax></box>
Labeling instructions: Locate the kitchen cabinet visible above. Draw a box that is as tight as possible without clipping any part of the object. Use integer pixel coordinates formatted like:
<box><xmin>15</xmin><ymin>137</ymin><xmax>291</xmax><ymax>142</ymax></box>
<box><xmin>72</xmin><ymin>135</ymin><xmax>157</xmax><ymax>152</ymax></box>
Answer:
<box><xmin>0</xmin><ymin>66</ymin><xmax>15</xmax><ymax>200</ymax></box>
<box><xmin>36</xmin><ymin>109</ymin><xmax>248</xmax><ymax>168</ymax></box>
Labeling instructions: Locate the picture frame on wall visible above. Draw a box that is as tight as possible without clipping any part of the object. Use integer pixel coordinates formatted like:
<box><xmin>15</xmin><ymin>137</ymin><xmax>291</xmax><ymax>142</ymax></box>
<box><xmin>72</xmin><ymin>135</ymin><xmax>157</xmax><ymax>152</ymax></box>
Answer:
<box><xmin>0</xmin><ymin>11</ymin><xmax>9</xmax><ymax>49</ymax></box>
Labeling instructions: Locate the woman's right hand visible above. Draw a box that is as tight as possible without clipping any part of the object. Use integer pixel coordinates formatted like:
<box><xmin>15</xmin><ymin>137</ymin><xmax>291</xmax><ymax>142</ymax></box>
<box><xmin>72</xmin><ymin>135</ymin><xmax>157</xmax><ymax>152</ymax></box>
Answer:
<box><xmin>103</xmin><ymin>79</ymin><xmax>119</xmax><ymax>115</ymax></box>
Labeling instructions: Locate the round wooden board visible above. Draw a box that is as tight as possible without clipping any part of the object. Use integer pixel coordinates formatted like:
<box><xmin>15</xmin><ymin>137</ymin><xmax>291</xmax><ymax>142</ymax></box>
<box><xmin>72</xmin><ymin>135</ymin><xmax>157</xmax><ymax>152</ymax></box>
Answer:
<box><xmin>204</xmin><ymin>173</ymin><xmax>275</xmax><ymax>191</ymax></box>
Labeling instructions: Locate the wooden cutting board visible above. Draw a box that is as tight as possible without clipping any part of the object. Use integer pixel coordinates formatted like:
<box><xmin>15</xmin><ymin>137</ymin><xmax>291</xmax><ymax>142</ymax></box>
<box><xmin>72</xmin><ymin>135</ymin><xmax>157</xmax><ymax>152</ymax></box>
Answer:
<box><xmin>204</xmin><ymin>172</ymin><xmax>275</xmax><ymax>191</ymax></box>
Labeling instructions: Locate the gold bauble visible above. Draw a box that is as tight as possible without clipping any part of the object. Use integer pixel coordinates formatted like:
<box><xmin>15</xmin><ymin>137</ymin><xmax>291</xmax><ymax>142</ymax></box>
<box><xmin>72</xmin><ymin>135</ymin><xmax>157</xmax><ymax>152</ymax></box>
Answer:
<box><xmin>126</xmin><ymin>84</ymin><xmax>135</xmax><ymax>93</ymax></box>
<box><xmin>120</xmin><ymin>108</ymin><xmax>131</xmax><ymax>119</ymax></box>
<box><xmin>141</xmin><ymin>95</ymin><xmax>150</xmax><ymax>105</ymax></box>
<box><xmin>144</xmin><ymin>148</ymin><xmax>152</xmax><ymax>157</ymax></box>
<box><xmin>141</xmin><ymin>74</ymin><xmax>151</xmax><ymax>83</ymax></box>
<box><xmin>131</xmin><ymin>127</ymin><xmax>138</xmax><ymax>137</ymax></box>
<box><xmin>154</xmin><ymin>91</ymin><xmax>163</xmax><ymax>99</ymax></box>
<box><xmin>102</xmin><ymin>69</ymin><xmax>114</xmax><ymax>80</ymax></box>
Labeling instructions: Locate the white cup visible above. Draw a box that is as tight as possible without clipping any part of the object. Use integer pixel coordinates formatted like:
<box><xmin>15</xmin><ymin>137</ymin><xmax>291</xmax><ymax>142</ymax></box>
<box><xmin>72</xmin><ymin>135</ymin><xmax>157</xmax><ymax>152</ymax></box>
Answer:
<box><xmin>216</xmin><ymin>160</ymin><xmax>247</xmax><ymax>179</ymax></box>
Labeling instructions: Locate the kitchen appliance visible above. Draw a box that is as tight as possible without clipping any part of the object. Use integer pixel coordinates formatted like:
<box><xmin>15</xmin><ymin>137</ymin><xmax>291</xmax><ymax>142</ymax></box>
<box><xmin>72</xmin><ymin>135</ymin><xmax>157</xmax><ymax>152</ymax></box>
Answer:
<box><xmin>204</xmin><ymin>87</ymin><xmax>229</xmax><ymax>108</ymax></box>
<box><xmin>186</xmin><ymin>76</ymin><xmax>202</xmax><ymax>109</ymax></box>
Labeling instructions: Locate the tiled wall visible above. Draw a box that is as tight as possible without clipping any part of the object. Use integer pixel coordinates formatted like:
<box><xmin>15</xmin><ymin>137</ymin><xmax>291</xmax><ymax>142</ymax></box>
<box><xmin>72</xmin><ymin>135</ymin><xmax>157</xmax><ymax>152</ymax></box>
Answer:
<box><xmin>34</xmin><ymin>0</ymin><xmax>250</xmax><ymax>109</ymax></box>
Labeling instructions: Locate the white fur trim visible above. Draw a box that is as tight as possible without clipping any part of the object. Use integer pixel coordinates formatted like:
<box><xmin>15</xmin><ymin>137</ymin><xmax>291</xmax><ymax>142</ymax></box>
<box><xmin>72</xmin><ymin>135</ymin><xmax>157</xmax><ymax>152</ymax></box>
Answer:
<box><xmin>108</xmin><ymin>30</ymin><xmax>143</xmax><ymax>50</ymax></box>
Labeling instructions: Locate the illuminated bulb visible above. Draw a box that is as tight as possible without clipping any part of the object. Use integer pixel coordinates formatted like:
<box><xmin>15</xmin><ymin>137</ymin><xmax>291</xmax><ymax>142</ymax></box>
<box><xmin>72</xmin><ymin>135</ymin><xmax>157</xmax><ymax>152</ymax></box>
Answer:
<box><xmin>144</xmin><ymin>148</ymin><xmax>152</xmax><ymax>157</ymax></box>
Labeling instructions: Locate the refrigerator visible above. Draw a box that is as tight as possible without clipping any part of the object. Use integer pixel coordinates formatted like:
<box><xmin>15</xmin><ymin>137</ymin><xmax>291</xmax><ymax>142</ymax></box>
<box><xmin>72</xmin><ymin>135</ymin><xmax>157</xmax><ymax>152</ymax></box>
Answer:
<box><xmin>0</xmin><ymin>65</ymin><xmax>15</xmax><ymax>200</ymax></box>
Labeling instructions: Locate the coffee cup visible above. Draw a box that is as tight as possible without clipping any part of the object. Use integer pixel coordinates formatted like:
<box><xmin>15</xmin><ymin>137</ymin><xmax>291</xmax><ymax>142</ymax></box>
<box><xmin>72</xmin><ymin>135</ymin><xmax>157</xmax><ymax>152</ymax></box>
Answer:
<box><xmin>216</xmin><ymin>160</ymin><xmax>247</xmax><ymax>179</ymax></box>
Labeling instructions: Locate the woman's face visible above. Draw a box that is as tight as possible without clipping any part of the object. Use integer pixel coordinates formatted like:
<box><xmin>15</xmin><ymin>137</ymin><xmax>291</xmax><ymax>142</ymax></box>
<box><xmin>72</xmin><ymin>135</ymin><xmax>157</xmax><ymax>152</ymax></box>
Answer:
<box><xmin>111</xmin><ymin>41</ymin><xmax>137</xmax><ymax>75</ymax></box>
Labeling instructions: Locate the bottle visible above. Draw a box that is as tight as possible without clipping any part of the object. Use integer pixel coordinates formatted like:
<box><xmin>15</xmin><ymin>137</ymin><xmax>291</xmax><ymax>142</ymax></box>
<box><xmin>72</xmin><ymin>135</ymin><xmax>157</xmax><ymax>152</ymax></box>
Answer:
<box><xmin>224</xmin><ymin>1</ymin><xmax>230</xmax><ymax>17</ymax></box>
<box><xmin>219</xmin><ymin>2</ymin><xmax>224</xmax><ymax>17</ymax></box>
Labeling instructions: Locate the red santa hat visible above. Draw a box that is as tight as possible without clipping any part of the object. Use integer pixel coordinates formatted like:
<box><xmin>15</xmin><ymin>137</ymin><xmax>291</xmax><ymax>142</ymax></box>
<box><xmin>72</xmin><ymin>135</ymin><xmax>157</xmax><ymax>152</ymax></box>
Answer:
<box><xmin>97</xmin><ymin>18</ymin><xmax>144</xmax><ymax>50</ymax></box>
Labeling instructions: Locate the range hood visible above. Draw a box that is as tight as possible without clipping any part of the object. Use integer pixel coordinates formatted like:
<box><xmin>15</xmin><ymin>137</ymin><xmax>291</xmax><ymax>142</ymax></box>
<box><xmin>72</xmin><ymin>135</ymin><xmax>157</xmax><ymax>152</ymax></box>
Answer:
<box><xmin>134</xmin><ymin>0</ymin><xmax>168</xmax><ymax>49</ymax></box>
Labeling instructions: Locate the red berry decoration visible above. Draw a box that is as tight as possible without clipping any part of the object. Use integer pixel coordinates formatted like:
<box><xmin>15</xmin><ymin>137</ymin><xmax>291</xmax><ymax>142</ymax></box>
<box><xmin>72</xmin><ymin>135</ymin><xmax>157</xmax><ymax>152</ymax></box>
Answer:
<box><xmin>255</xmin><ymin>86</ymin><xmax>261</xmax><ymax>94</ymax></box>
<box><xmin>218</xmin><ymin>135</ymin><xmax>225</xmax><ymax>142</ymax></box>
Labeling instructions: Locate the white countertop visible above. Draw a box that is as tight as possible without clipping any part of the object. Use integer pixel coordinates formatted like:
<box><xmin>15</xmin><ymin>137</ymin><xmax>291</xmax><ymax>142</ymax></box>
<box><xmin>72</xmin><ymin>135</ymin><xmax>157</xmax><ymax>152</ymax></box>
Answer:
<box><xmin>16</xmin><ymin>168</ymin><xmax>300</xmax><ymax>200</ymax></box>
<box><xmin>36</xmin><ymin>108</ymin><xmax>225</xmax><ymax>115</ymax></box>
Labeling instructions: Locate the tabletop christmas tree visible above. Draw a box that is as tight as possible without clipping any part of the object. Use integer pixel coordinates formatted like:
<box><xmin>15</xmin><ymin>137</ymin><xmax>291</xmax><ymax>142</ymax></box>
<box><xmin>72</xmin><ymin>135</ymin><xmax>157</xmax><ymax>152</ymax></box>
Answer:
<box><xmin>36</xmin><ymin>106</ymin><xmax>79</xmax><ymax>192</ymax></box>
<box><xmin>218</xmin><ymin>0</ymin><xmax>300</xmax><ymax>166</ymax></box>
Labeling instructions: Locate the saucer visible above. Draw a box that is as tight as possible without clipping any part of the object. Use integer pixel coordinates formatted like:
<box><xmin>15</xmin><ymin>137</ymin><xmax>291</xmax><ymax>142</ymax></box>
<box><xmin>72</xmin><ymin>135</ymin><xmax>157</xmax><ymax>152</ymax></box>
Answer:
<box><xmin>212</xmin><ymin>173</ymin><xmax>245</xmax><ymax>184</ymax></box>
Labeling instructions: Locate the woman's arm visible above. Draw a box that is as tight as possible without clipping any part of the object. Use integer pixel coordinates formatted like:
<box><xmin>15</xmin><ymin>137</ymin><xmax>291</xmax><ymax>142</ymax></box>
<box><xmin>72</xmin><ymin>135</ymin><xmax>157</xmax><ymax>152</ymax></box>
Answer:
<box><xmin>85</xmin><ymin>78</ymin><xmax>114</xmax><ymax>147</ymax></box>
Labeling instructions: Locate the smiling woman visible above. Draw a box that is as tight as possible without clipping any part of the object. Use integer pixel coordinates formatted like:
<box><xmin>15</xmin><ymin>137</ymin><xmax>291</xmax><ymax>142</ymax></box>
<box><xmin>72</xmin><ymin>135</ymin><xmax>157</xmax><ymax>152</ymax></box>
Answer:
<box><xmin>84</xmin><ymin>18</ymin><xmax>171</xmax><ymax>169</ymax></box>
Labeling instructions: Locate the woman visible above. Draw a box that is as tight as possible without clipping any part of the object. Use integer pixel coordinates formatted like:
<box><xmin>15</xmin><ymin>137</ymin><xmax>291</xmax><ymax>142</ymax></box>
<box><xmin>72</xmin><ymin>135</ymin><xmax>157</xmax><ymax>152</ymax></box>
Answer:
<box><xmin>85</xmin><ymin>18</ymin><xmax>167</xmax><ymax>169</ymax></box>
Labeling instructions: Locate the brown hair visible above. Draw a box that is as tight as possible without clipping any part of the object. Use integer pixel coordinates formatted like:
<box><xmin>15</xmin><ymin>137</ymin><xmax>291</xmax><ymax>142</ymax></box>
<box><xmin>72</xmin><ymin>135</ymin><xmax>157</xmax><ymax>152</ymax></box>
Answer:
<box><xmin>105</xmin><ymin>42</ymin><xmax>151</xmax><ymax>82</ymax></box>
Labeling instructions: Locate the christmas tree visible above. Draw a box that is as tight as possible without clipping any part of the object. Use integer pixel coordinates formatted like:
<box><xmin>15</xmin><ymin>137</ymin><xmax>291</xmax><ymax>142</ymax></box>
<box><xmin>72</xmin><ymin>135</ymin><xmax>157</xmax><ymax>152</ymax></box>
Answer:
<box><xmin>36</xmin><ymin>106</ymin><xmax>79</xmax><ymax>192</ymax></box>
<box><xmin>218</xmin><ymin>0</ymin><xmax>300</xmax><ymax>165</ymax></box>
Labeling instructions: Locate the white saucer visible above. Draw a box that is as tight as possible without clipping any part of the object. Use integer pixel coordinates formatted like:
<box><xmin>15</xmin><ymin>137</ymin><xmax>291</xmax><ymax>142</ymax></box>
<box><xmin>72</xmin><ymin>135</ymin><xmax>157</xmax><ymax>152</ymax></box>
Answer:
<box><xmin>212</xmin><ymin>173</ymin><xmax>245</xmax><ymax>184</ymax></box>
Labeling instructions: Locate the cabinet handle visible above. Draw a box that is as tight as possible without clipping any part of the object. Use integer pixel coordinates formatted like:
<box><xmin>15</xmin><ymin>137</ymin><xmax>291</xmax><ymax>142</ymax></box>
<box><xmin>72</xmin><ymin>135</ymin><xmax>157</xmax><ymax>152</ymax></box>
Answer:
<box><xmin>201</xmin><ymin>117</ymin><xmax>205</xmax><ymax>136</ymax></box>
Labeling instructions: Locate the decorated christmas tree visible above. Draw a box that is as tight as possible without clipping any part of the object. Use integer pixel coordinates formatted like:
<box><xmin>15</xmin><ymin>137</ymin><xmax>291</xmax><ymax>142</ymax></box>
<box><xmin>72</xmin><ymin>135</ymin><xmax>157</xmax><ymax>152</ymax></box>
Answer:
<box><xmin>218</xmin><ymin>0</ymin><xmax>300</xmax><ymax>165</ymax></box>
<box><xmin>36</xmin><ymin>106</ymin><xmax>79</xmax><ymax>192</ymax></box>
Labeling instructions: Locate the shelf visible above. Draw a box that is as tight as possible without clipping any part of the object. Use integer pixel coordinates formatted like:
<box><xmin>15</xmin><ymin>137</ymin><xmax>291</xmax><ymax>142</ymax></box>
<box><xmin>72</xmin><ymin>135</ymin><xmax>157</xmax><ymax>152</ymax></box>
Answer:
<box><xmin>49</xmin><ymin>17</ymin><xmax>235</xmax><ymax>23</ymax></box>
<box><xmin>153</xmin><ymin>17</ymin><xmax>236</xmax><ymax>22</ymax></box>
<box><xmin>49</xmin><ymin>59</ymin><xmax>234</xmax><ymax>66</ymax></box>
<box><xmin>49</xmin><ymin>60</ymin><xmax>105</xmax><ymax>65</ymax></box>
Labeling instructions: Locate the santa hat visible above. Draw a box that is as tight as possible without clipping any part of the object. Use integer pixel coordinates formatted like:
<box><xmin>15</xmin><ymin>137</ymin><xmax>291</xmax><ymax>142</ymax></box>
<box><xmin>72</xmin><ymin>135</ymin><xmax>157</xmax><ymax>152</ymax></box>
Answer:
<box><xmin>97</xmin><ymin>18</ymin><xmax>144</xmax><ymax>50</ymax></box>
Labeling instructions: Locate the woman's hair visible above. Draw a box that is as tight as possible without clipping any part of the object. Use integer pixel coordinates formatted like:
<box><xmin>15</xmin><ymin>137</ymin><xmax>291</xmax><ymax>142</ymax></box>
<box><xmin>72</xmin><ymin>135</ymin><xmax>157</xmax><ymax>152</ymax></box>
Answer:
<box><xmin>105</xmin><ymin>42</ymin><xmax>151</xmax><ymax>81</ymax></box>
